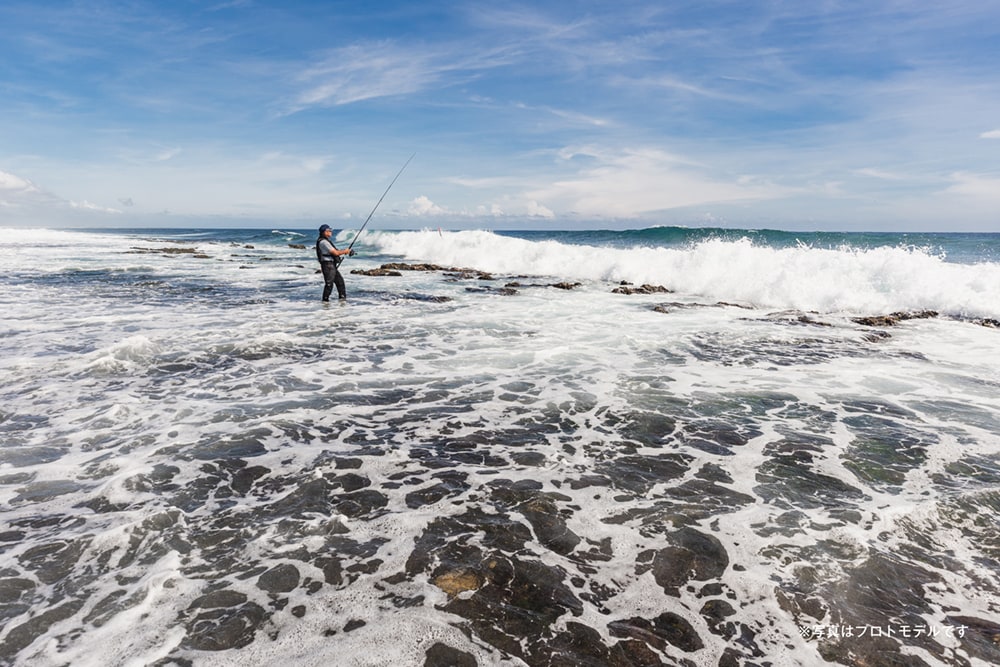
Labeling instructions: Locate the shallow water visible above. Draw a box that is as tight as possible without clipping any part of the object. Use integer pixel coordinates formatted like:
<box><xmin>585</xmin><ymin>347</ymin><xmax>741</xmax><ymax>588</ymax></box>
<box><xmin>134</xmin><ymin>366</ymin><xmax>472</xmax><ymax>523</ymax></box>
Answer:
<box><xmin>1</xmin><ymin>227</ymin><xmax>999</xmax><ymax>666</ymax></box>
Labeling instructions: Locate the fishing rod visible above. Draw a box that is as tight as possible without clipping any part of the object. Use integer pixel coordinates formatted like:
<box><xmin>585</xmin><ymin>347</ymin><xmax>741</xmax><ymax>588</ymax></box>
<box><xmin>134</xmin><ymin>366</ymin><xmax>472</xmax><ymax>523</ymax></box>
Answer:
<box><xmin>347</xmin><ymin>153</ymin><xmax>415</xmax><ymax>253</ymax></box>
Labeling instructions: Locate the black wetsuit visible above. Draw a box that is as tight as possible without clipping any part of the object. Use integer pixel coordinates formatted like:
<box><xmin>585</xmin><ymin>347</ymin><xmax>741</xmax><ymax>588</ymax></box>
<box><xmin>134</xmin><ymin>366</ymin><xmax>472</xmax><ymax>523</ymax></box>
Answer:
<box><xmin>316</xmin><ymin>236</ymin><xmax>346</xmax><ymax>301</ymax></box>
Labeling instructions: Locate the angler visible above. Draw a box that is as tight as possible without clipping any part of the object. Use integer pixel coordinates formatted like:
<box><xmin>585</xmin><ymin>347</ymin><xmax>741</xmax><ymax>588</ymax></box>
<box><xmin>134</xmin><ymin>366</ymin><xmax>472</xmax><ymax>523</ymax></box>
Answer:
<box><xmin>314</xmin><ymin>155</ymin><xmax>414</xmax><ymax>302</ymax></box>
<box><xmin>316</xmin><ymin>224</ymin><xmax>353</xmax><ymax>301</ymax></box>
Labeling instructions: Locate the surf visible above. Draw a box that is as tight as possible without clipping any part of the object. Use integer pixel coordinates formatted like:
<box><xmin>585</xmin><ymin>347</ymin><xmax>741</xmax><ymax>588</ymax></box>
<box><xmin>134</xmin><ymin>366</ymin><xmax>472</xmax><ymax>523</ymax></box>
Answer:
<box><xmin>364</xmin><ymin>229</ymin><xmax>1000</xmax><ymax>319</ymax></box>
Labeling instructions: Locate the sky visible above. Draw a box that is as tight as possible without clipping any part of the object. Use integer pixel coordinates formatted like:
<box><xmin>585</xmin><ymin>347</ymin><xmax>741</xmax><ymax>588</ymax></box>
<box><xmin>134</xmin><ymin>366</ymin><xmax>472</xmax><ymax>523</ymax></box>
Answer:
<box><xmin>1</xmin><ymin>1</ymin><xmax>999</xmax><ymax>232</ymax></box>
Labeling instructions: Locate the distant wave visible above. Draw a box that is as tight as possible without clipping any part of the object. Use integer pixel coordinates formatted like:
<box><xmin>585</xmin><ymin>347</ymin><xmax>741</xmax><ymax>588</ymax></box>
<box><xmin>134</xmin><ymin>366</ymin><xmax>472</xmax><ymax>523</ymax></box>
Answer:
<box><xmin>365</xmin><ymin>229</ymin><xmax>1000</xmax><ymax>319</ymax></box>
<box><xmin>271</xmin><ymin>229</ymin><xmax>306</xmax><ymax>240</ymax></box>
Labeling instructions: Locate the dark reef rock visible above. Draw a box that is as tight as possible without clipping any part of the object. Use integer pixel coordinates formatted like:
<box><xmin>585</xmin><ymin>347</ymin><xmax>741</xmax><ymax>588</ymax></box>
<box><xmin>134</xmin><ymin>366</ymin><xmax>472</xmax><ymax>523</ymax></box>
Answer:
<box><xmin>424</xmin><ymin>642</ymin><xmax>478</xmax><ymax>667</ymax></box>
<box><xmin>641</xmin><ymin>527</ymin><xmax>729</xmax><ymax>595</ymax></box>
<box><xmin>181</xmin><ymin>590</ymin><xmax>267</xmax><ymax>651</ymax></box>
<box><xmin>126</xmin><ymin>246</ymin><xmax>201</xmax><ymax>255</ymax></box>
<box><xmin>852</xmin><ymin>311</ymin><xmax>938</xmax><ymax>326</ymax></box>
<box><xmin>352</xmin><ymin>268</ymin><xmax>403</xmax><ymax>276</ymax></box>
<box><xmin>609</xmin><ymin>612</ymin><xmax>704</xmax><ymax>653</ymax></box>
<box><xmin>613</xmin><ymin>283</ymin><xmax>674</xmax><ymax>295</ymax></box>
<box><xmin>946</xmin><ymin>616</ymin><xmax>1000</xmax><ymax>664</ymax></box>
<box><xmin>257</xmin><ymin>563</ymin><xmax>300</xmax><ymax>594</ymax></box>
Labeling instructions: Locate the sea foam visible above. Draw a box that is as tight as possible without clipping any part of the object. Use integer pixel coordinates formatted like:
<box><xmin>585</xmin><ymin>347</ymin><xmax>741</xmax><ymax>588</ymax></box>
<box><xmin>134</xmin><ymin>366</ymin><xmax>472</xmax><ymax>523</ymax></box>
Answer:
<box><xmin>365</xmin><ymin>229</ymin><xmax>1000</xmax><ymax>318</ymax></box>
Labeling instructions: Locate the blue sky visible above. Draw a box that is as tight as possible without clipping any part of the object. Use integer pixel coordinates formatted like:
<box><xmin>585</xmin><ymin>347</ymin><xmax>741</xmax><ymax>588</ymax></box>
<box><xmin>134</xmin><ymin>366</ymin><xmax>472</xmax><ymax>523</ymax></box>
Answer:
<box><xmin>1</xmin><ymin>1</ymin><xmax>999</xmax><ymax>231</ymax></box>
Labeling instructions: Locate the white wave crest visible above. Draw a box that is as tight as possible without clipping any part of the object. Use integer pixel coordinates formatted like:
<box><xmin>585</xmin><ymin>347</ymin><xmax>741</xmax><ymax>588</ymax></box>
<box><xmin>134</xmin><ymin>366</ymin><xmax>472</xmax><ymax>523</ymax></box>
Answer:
<box><xmin>366</xmin><ymin>229</ymin><xmax>1000</xmax><ymax>318</ymax></box>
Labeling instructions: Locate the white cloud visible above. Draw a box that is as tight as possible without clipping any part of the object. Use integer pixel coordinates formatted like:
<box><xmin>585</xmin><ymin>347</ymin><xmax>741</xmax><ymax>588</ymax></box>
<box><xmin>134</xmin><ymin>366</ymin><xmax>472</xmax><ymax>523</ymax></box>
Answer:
<box><xmin>71</xmin><ymin>200</ymin><xmax>122</xmax><ymax>214</ymax></box>
<box><xmin>301</xmin><ymin>158</ymin><xmax>328</xmax><ymax>173</ymax></box>
<box><xmin>525</xmin><ymin>200</ymin><xmax>554</xmax><ymax>218</ymax></box>
<box><xmin>0</xmin><ymin>170</ymin><xmax>42</xmax><ymax>194</ymax></box>
<box><xmin>944</xmin><ymin>172</ymin><xmax>1000</xmax><ymax>201</ymax></box>
<box><xmin>447</xmin><ymin>175</ymin><xmax>525</xmax><ymax>189</ymax></box>
<box><xmin>471</xmin><ymin>203</ymin><xmax>505</xmax><ymax>216</ymax></box>
<box><xmin>408</xmin><ymin>195</ymin><xmax>447</xmax><ymax>216</ymax></box>
<box><xmin>403</xmin><ymin>194</ymin><xmax>554</xmax><ymax>219</ymax></box>
<box><xmin>514</xmin><ymin>102</ymin><xmax>611</xmax><ymax>127</ymax></box>
<box><xmin>154</xmin><ymin>148</ymin><xmax>182</xmax><ymax>162</ymax></box>
<box><xmin>0</xmin><ymin>169</ymin><xmax>63</xmax><ymax>212</ymax></box>
<box><xmin>0</xmin><ymin>169</ymin><xmax>129</xmax><ymax>222</ymax></box>
<box><xmin>525</xmin><ymin>146</ymin><xmax>791</xmax><ymax>217</ymax></box>
<box><xmin>292</xmin><ymin>43</ymin><xmax>460</xmax><ymax>110</ymax></box>
<box><xmin>620</xmin><ymin>75</ymin><xmax>744</xmax><ymax>102</ymax></box>
<box><xmin>249</xmin><ymin>151</ymin><xmax>335</xmax><ymax>180</ymax></box>
<box><xmin>288</xmin><ymin>31</ymin><xmax>524</xmax><ymax>114</ymax></box>
<box><xmin>981</xmin><ymin>129</ymin><xmax>1000</xmax><ymax>139</ymax></box>
<box><xmin>855</xmin><ymin>167</ymin><xmax>905</xmax><ymax>181</ymax></box>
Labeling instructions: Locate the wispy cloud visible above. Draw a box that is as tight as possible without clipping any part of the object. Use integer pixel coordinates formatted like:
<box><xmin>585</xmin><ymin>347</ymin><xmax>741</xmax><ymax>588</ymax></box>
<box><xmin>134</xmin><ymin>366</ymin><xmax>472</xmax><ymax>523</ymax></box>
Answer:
<box><xmin>289</xmin><ymin>40</ymin><xmax>518</xmax><ymax>112</ymax></box>
<box><xmin>513</xmin><ymin>102</ymin><xmax>611</xmax><ymax>127</ymax></box>
<box><xmin>0</xmin><ymin>170</ymin><xmax>42</xmax><ymax>194</ymax></box>
<box><xmin>115</xmin><ymin>145</ymin><xmax>184</xmax><ymax>166</ymax></box>
<box><xmin>155</xmin><ymin>148</ymin><xmax>182</xmax><ymax>162</ymax></box>
<box><xmin>523</xmin><ymin>146</ymin><xmax>792</xmax><ymax>218</ymax></box>
<box><xmin>0</xmin><ymin>168</ymin><xmax>121</xmax><ymax>220</ymax></box>
<box><xmin>854</xmin><ymin>168</ymin><xmax>907</xmax><ymax>181</ymax></box>
<box><xmin>256</xmin><ymin>151</ymin><xmax>331</xmax><ymax>174</ymax></box>
<box><xmin>464</xmin><ymin>6</ymin><xmax>591</xmax><ymax>42</ymax></box>
<box><xmin>0</xmin><ymin>169</ymin><xmax>63</xmax><ymax>211</ymax></box>
<box><xmin>445</xmin><ymin>175</ymin><xmax>527</xmax><ymax>190</ymax></box>
<box><xmin>618</xmin><ymin>75</ymin><xmax>746</xmax><ymax>102</ymax></box>
<box><xmin>71</xmin><ymin>200</ymin><xmax>122</xmax><ymax>214</ymax></box>
<box><xmin>4</xmin><ymin>2</ymin><xmax>1000</xmax><ymax>229</ymax></box>
<box><xmin>293</xmin><ymin>43</ymin><xmax>442</xmax><ymax>109</ymax></box>
<box><xmin>945</xmin><ymin>172</ymin><xmax>1000</xmax><ymax>201</ymax></box>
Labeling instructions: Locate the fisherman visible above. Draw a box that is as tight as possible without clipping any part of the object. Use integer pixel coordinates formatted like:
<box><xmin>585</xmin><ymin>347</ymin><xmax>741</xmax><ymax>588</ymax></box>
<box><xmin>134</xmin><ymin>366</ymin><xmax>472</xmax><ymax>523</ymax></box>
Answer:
<box><xmin>316</xmin><ymin>224</ymin><xmax>354</xmax><ymax>301</ymax></box>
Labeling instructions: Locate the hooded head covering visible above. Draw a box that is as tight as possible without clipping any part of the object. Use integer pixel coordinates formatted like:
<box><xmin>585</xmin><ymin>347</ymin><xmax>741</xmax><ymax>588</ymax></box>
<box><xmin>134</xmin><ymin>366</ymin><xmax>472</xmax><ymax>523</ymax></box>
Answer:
<box><xmin>318</xmin><ymin>224</ymin><xmax>331</xmax><ymax>234</ymax></box>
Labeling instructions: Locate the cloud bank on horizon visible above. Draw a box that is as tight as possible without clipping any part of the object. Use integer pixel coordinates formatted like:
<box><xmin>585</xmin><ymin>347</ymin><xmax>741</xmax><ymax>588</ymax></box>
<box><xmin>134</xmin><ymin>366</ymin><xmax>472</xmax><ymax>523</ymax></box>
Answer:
<box><xmin>1</xmin><ymin>1</ymin><xmax>998</xmax><ymax>231</ymax></box>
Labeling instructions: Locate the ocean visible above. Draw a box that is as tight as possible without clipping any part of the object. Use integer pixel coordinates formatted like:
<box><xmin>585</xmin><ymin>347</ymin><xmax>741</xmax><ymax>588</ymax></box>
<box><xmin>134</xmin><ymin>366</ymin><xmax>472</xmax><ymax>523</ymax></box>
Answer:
<box><xmin>1</xmin><ymin>225</ymin><xmax>999</xmax><ymax>666</ymax></box>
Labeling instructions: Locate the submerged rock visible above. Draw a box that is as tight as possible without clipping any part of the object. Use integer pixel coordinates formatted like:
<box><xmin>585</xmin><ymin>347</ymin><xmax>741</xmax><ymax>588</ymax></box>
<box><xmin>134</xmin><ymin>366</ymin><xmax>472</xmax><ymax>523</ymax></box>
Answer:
<box><xmin>181</xmin><ymin>591</ymin><xmax>267</xmax><ymax>651</ymax></box>
<box><xmin>608</xmin><ymin>611</ymin><xmax>704</xmax><ymax>653</ymax></box>
<box><xmin>424</xmin><ymin>642</ymin><xmax>477</xmax><ymax>667</ymax></box>
<box><xmin>852</xmin><ymin>310</ymin><xmax>938</xmax><ymax>326</ymax></box>
<box><xmin>612</xmin><ymin>283</ymin><xmax>673</xmax><ymax>295</ymax></box>
<box><xmin>946</xmin><ymin>616</ymin><xmax>1000</xmax><ymax>664</ymax></box>
<box><xmin>126</xmin><ymin>246</ymin><xmax>199</xmax><ymax>255</ymax></box>
<box><xmin>351</xmin><ymin>268</ymin><xmax>403</xmax><ymax>276</ymax></box>
<box><xmin>441</xmin><ymin>555</ymin><xmax>584</xmax><ymax>662</ymax></box>
<box><xmin>257</xmin><ymin>563</ymin><xmax>300</xmax><ymax>594</ymax></box>
<box><xmin>371</xmin><ymin>262</ymin><xmax>493</xmax><ymax>279</ymax></box>
<box><xmin>643</xmin><ymin>527</ymin><xmax>729</xmax><ymax>595</ymax></box>
<box><xmin>433</xmin><ymin>570</ymin><xmax>482</xmax><ymax>597</ymax></box>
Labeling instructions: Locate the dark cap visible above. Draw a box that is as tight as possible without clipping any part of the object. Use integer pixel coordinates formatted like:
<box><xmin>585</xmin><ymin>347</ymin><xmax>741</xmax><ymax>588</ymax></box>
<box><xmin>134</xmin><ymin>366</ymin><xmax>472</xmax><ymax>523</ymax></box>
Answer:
<box><xmin>319</xmin><ymin>224</ymin><xmax>331</xmax><ymax>234</ymax></box>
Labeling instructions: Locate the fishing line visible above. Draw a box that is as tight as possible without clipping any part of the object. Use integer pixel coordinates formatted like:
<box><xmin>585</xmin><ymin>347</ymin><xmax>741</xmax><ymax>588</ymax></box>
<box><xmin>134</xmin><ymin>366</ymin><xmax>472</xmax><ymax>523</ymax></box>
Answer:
<box><xmin>347</xmin><ymin>153</ymin><xmax>415</xmax><ymax>253</ymax></box>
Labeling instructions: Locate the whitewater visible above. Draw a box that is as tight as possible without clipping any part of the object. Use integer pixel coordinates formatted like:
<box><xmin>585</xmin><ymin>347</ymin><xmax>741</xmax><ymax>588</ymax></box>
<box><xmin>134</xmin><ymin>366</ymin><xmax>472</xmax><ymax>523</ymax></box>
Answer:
<box><xmin>1</xmin><ymin>226</ymin><xmax>998</xmax><ymax>667</ymax></box>
<box><xmin>368</xmin><ymin>229</ymin><xmax>1000</xmax><ymax>319</ymax></box>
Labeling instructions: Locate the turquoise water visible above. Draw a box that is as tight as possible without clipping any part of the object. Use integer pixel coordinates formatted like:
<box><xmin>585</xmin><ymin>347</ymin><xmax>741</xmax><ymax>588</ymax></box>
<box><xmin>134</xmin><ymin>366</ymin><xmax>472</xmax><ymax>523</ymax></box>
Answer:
<box><xmin>82</xmin><ymin>225</ymin><xmax>1000</xmax><ymax>263</ymax></box>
